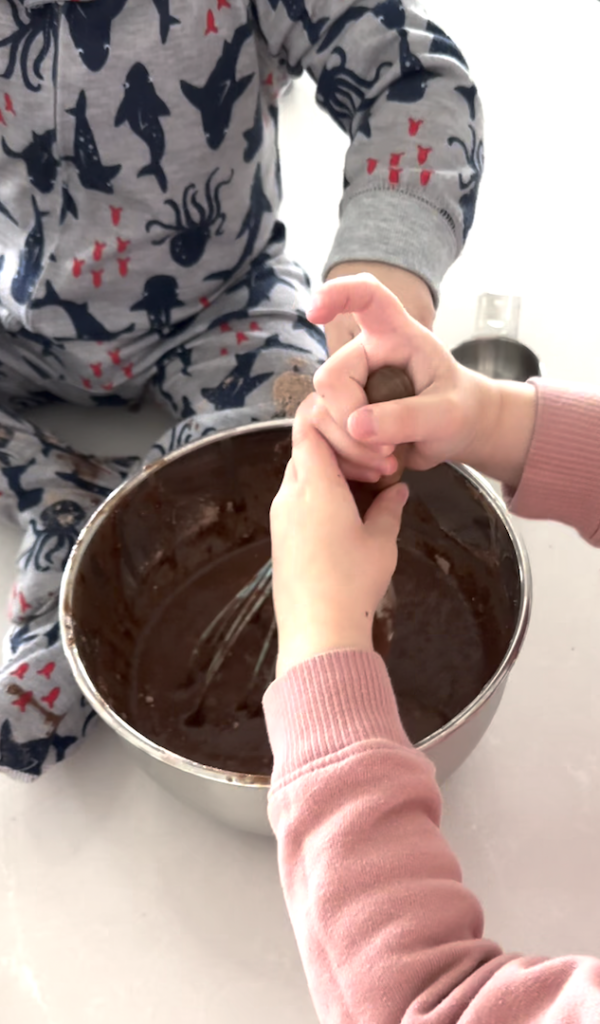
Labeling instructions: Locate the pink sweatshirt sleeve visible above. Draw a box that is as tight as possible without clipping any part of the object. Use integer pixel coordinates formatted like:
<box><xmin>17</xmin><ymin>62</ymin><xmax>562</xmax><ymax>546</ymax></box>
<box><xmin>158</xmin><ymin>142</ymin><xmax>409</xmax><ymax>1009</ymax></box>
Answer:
<box><xmin>507</xmin><ymin>379</ymin><xmax>600</xmax><ymax>544</ymax></box>
<box><xmin>263</xmin><ymin>651</ymin><xmax>600</xmax><ymax>1024</ymax></box>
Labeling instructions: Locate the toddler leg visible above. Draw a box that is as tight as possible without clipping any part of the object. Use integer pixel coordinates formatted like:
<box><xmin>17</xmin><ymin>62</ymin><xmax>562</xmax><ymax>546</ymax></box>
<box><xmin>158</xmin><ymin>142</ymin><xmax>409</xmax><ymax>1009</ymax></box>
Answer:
<box><xmin>0</xmin><ymin>407</ymin><xmax>137</xmax><ymax>778</ymax></box>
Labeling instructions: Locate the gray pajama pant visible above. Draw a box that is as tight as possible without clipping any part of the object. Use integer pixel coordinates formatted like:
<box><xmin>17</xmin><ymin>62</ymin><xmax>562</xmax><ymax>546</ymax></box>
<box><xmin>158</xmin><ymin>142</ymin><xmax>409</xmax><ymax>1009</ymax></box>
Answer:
<box><xmin>0</xmin><ymin>237</ymin><xmax>324</xmax><ymax>777</ymax></box>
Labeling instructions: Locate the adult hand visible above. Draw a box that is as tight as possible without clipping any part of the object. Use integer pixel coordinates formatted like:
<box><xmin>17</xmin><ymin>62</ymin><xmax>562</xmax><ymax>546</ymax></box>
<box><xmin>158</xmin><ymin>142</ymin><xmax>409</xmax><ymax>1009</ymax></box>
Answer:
<box><xmin>270</xmin><ymin>396</ymin><xmax>408</xmax><ymax>676</ymax></box>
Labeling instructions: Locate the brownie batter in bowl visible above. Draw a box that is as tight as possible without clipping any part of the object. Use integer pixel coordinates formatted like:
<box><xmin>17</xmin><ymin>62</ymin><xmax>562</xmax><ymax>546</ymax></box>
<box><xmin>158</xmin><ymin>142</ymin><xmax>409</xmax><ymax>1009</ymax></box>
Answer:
<box><xmin>60</xmin><ymin>422</ymin><xmax>531</xmax><ymax>835</ymax></box>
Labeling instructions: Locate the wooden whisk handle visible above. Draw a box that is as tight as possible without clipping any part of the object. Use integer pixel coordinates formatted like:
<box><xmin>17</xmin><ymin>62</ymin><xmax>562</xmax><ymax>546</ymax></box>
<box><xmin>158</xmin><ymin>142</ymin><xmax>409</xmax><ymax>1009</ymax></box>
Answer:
<box><xmin>364</xmin><ymin>366</ymin><xmax>414</xmax><ymax>489</ymax></box>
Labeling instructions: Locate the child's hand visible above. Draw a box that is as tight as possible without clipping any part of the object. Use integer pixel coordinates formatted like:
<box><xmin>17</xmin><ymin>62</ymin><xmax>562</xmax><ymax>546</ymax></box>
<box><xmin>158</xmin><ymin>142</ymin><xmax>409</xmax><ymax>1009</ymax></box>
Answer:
<box><xmin>270</xmin><ymin>397</ymin><xmax>408</xmax><ymax>677</ymax></box>
<box><xmin>323</xmin><ymin>262</ymin><xmax>435</xmax><ymax>354</ymax></box>
<box><xmin>308</xmin><ymin>274</ymin><xmax>502</xmax><ymax>484</ymax></box>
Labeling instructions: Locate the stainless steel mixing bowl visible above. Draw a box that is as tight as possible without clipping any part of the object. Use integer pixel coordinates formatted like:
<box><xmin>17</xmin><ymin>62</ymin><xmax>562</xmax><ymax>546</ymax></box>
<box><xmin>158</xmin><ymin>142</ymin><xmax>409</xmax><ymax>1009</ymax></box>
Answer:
<box><xmin>60</xmin><ymin>421</ymin><xmax>531</xmax><ymax>837</ymax></box>
<box><xmin>451</xmin><ymin>336</ymin><xmax>541</xmax><ymax>381</ymax></box>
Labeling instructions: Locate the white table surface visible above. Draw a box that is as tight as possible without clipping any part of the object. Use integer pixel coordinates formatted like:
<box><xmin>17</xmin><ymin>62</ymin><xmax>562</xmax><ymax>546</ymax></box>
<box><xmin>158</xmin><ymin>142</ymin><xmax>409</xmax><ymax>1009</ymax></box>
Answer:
<box><xmin>3</xmin><ymin>1</ymin><xmax>600</xmax><ymax>1019</ymax></box>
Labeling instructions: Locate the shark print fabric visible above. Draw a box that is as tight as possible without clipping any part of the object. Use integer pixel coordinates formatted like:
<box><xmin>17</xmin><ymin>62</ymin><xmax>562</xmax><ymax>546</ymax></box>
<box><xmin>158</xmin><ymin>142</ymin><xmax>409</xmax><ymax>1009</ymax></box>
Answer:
<box><xmin>0</xmin><ymin>234</ymin><xmax>324</xmax><ymax>779</ymax></box>
<box><xmin>0</xmin><ymin>0</ymin><xmax>480</xmax><ymax>776</ymax></box>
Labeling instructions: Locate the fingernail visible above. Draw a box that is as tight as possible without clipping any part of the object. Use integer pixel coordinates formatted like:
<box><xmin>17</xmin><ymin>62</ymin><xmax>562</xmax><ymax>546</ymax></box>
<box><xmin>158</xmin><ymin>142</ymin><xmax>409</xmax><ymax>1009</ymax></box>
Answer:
<box><xmin>380</xmin><ymin>456</ymin><xmax>397</xmax><ymax>476</ymax></box>
<box><xmin>350</xmin><ymin>407</ymin><xmax>376</xmax><ymax>441</ymax></box>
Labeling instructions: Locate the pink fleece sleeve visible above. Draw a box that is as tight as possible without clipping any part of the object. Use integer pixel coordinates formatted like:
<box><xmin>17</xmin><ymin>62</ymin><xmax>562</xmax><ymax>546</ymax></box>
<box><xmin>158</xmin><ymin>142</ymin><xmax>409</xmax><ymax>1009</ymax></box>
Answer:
<box><xmin>263</xmin><ymin>650</ymin><xmax>600</xmax><ymax>1024</ymax></box>
<box><xmin>507</xmin><ymin>380</ymin><xmax>600</xmax><ymax>544</ymax></box>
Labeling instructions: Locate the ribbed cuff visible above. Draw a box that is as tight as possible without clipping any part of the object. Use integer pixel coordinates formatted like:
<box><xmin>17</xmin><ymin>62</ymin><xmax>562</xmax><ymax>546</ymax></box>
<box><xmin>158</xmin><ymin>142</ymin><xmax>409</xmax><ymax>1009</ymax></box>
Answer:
<box><xmin>322</xmin><ymin>191</ymin><xmax>458</xmax><ymax>306</ymax></box>
<box><xmin>507</xmin><ymin>379</ymin><xmax>600</xmax><ymax>543</ymax></box>
<box><xmin>263</xmin><ymin>649</ymin><xmax>409</xmax><ymax>780</ymax></box>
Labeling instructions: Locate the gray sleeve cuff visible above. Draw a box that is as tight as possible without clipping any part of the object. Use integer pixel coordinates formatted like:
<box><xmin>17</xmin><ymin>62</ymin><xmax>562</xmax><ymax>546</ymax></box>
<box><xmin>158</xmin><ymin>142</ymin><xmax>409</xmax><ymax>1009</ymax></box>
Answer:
<box><xmin>322</xmin><ymin>191</ymin><xmax>459</xmax><ymax>306</ymax></box>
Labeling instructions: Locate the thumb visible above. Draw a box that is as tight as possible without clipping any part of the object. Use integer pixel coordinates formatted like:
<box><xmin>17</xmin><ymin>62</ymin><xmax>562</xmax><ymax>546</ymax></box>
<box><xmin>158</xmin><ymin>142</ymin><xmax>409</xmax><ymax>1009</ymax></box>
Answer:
<box><xmin>349</xmin><ymin>392</ymin><xmax>443</xmax><ymax>446</ymax></box>
<box><xmin>363</xmin><ymin>483</ymin><xmax>409</xmax><ymax>545</ymax></box>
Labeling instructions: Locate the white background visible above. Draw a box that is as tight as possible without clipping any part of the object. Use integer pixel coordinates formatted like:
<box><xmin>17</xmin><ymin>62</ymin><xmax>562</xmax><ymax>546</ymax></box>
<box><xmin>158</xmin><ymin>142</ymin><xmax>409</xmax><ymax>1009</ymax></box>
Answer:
<box><xmin>2</xmin><ymin>0</ymin><xmax>600</xmax><ymax>1019</ymax></box>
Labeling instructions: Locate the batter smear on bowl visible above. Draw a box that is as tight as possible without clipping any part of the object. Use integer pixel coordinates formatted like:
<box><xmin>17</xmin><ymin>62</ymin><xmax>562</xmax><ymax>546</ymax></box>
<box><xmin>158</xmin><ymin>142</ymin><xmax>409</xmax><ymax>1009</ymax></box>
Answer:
<box><xmin>70</xmin><ymin>429</ymin><xmax>520</xmax><ymax>778</ymax></box>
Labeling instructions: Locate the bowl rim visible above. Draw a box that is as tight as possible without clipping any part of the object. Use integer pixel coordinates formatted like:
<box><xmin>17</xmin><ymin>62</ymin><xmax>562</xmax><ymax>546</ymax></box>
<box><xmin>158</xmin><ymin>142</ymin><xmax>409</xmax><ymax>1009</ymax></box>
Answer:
<box><xmin>59</xmin><ymin>418</ymin><xmax>532</xmax><ymax>790</ymax></box>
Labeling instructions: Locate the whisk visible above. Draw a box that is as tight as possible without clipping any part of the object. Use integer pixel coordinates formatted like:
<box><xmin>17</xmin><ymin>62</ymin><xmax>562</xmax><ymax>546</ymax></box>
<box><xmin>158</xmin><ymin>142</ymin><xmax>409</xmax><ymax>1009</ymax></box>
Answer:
<box><xmin>194</xmin><ymin>366</ymin><xmax>415</xmax><ymax>704</ymax></box>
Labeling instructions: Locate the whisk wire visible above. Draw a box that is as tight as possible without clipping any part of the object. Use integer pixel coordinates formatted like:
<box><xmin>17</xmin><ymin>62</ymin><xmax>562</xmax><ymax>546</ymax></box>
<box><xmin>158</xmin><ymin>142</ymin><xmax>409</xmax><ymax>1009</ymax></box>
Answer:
<box><xmin>251</xmin><ymin>616</ymin><xmax>277</xmax><ymax>684</ymax></box>
<box><xmin>197</xmin><ymin>559</ymin><xmax>274</xmax><ymax>699</ymax></box>
<box><xmin>198</xmin><ymin>560</ymin><xmax>272</xmax><ymax>645</ymax></box>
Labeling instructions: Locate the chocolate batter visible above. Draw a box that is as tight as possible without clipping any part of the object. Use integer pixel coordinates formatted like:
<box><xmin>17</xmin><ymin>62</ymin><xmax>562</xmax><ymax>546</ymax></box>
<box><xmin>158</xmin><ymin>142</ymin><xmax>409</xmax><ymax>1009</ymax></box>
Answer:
<box><xmin>70</xmin><ymin>425</ymin><xmax>521</xmax><ymax>778</ymax></box>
